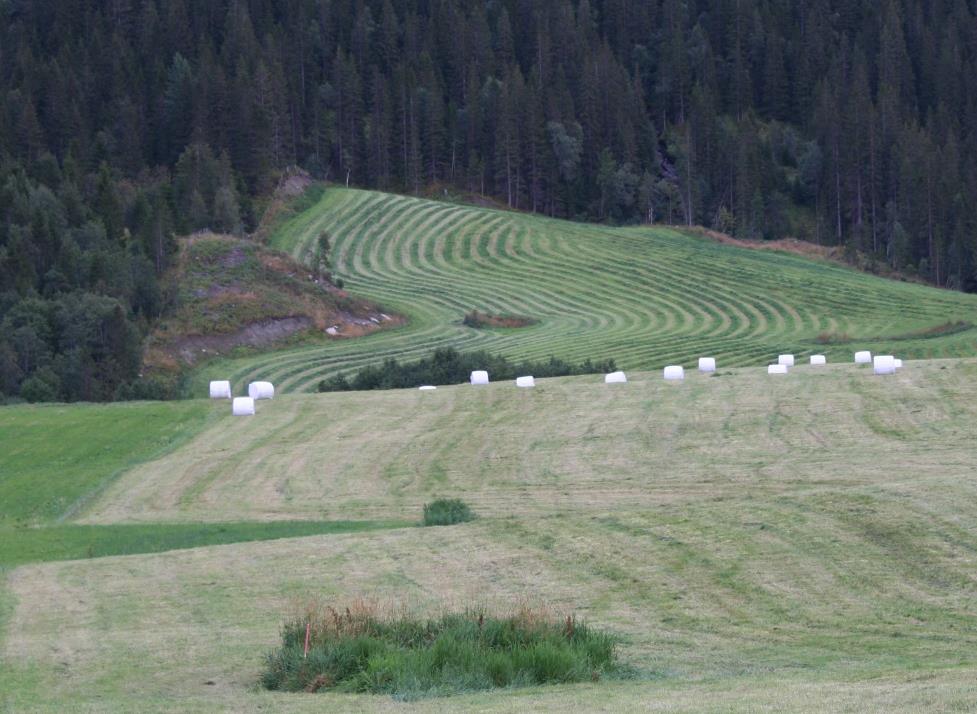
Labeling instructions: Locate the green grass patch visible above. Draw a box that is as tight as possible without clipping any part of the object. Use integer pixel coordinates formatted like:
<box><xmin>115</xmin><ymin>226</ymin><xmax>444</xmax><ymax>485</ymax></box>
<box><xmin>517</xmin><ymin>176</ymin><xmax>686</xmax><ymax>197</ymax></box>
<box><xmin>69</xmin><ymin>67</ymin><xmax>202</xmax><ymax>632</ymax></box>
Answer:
<box><xmin>422</xmin><ymin>499</ymin><xmax>475</xmax><ymax>527</ymax></box>
<box><xmin>0</xmin><ymin>400</ymin><xmax>213</xmax><ymax>525</ymax></box>
<box><xmin>262</xmin><ymin>604</ymin><xmax>624</xmax><ymax>698</ymax></box>
<box><xmin>0</xmin><ymin>520</ymin><xmax>408</xmax><ymax>568</ymax></box>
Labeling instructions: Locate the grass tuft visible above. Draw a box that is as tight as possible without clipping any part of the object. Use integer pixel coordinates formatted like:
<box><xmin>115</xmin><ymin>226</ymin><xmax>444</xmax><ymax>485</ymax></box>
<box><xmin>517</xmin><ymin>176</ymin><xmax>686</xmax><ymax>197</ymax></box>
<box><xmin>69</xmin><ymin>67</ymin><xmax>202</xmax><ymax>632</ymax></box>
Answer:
<box><xmin>261</xmin><ymin>601</ymin><xmax>622</xmax><ymax>698</ymax></box>
<box><xmin>422</xmin><ymin>499</ymin><xmax>475</xmax><ymax>527</ymax></box>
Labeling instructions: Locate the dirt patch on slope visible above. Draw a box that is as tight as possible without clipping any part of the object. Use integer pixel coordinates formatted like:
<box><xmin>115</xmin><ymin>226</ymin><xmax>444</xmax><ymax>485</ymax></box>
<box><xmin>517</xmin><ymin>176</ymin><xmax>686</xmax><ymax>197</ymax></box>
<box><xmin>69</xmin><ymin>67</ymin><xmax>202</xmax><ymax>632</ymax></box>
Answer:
<box><xmin>168</xmin><ymin>317</ymin><xmax>313</xmax><ymax>365</ymax></box>
<box><xmin>144</xmin><ymin>234</ymin><xmax>402</xmax><ymax>371</ymax></box>
<box><xmin>679</xmin><ymin>226</ymin><xmax>843</xmax><ymax>260</ymax></box>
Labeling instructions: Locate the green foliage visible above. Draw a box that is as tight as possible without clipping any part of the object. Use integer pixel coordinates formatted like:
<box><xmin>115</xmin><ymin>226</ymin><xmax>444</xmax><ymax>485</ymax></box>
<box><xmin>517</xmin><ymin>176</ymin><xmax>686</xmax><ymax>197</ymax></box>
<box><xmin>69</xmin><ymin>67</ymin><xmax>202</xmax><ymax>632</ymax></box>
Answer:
<box><xmin>317</xmin><ymin>348</ymin><xmax>616</xmax><ymax>392</ymax></box>
<box><xmin>422</xmin><ymin>499</ymin><xmax>475</xmax><ymax>527</ymax></box>
<box><xmin>262</xmin><ymin>605</ymin><xmax>621</xmax><ymax>698</ymax></box>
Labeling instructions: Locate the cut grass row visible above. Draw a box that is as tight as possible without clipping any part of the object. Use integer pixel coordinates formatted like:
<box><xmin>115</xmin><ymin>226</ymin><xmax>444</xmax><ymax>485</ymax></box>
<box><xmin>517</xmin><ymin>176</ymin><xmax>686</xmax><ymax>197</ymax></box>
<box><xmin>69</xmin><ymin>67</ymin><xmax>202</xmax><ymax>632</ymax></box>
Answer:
<box><xmin>196</xmin><ymin>187</ymin><xmax>977</xmax><ymax>394</ymax></box>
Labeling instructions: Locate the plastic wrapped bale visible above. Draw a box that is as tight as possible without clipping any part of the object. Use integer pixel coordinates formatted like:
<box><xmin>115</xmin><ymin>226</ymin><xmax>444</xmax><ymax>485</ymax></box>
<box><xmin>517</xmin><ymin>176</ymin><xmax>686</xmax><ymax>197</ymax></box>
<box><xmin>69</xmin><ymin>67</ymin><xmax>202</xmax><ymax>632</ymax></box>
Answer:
<box><xmin>232</xmin><ymin>397</ymin><xmax>255</xmax><ymax>416</ymax></box>
<box><xmin>604</xmin><ymin>371</ymin><xmax>627</xmax><ymax>384</ymax></box>
<box><xmin>515</xmin><ymin>376</ymin><xmax>535</xmax><ymax>388</ymax></box>
<box><xmin>418</xmin><ymin>385</ymin><xmax>437</xmax><ymax>391</ymax></box>
<box><xmin>663</xmin><ymin>365</ymin><xmax>685</xmax><ymax>381</ymax></box>
<box><xmin>248</xmin><ymin>381</ymin><xmax>275</xmax><ymax>400</ymax></box>
<box><xmin>768</xmin><ymin>364</ymin><xmax>788</xmax><ymax>375</ymax></box>
<box><xmin>894</xmin><ymin>358</ymin><xmax>903</xmax><ymax>370</ymax></box>
<box><xmin>874</xmin><ymin>355</ymin><xmax>896</xmax><ymax>375</ymax></box>
<box><xmin>209</xmin><ymin>380</ymin><xmax>231</xmax><ymax>399</ymax></box>
<box><xmin>470</xmin><ymin>370</ymin><xmax>489</xmax><ymax>385</ymax></box>
<box><xmin>810</xmin><ymin>355</ymin><xmax>827</xmax><ymax>366</ymax></box>
<box><xmin>854</xmin><ymin>350</ymin><xmax>872</xmax><ymax>364</ymax></box>
<box><xmin>698</xmin><ymin>357</ymin><xmax>716</xmax><ymax>373</ymax></box>
<box><xmin>778</xmin><ymin>354</ymin><xmax>795</xmax><ymax>367</ymax></box>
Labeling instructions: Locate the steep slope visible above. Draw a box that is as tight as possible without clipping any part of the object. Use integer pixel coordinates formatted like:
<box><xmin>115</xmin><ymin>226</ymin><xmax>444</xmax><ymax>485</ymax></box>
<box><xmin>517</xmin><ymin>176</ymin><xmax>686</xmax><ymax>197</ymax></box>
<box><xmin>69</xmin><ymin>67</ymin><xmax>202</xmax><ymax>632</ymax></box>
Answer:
<box><xmin>144</xmin><ymin>233</ymin><xmax>399</xmax><ymax>375</ymax></box>
<box><xmin>200</xmin><ymin>188</ymin><xmax>977</xmax><ymax>394</ymax></box>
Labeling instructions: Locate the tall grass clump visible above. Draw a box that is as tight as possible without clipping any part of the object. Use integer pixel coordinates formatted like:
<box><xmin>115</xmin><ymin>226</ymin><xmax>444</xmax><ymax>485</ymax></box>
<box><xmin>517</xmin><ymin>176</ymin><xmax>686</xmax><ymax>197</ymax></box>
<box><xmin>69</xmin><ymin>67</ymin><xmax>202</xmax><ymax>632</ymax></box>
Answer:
<box><xmin>262</xmin><ymin>601</ymin><xmax>622</xmax><ymax>699</ymax></box>
<box><xmin>422</xmin><ymin>499</ymin><xmax>475</xmax><ymax>527</ymax></box>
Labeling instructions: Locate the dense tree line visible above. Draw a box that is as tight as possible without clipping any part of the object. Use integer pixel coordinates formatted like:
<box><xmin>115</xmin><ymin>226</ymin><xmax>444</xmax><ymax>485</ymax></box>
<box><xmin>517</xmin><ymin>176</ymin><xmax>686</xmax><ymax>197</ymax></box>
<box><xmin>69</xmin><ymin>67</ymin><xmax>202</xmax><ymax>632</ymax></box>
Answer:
<box><xmin>317</xmin><ymin>347</ymin><xmax>617</xmax><ymax>391</ymax></box>
<box><xmin>3</xmin><ymin>0</ymin><xmax>977</xmax><ymax>400</ymax></box>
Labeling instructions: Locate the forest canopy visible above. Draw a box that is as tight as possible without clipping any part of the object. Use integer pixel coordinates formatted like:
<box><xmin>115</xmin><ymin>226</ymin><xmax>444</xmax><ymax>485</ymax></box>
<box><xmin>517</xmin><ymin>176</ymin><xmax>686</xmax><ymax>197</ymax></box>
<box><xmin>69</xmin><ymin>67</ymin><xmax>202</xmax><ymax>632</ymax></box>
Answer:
<box><xmin>2</xmin><ymin>0</ymin><xmax>977</xmax><ymax>401</ymax></box>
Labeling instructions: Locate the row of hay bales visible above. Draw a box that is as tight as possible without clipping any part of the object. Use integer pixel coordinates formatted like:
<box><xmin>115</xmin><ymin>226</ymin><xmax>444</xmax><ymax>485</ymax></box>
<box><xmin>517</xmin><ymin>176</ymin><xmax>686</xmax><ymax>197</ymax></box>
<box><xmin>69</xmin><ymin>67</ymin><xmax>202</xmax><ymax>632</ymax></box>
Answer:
<box><xmin>212</xmin><ymin>350</ymin><xmax>905</xmax><ymax>406</ymax></box>
<box><xmin>445</xmin><ymin>350</ymin><xmax>905</xmax><ymax>389</ymax></box>
<box><xmin>767</xmin><ymin>351</ymin><xmax>903</xmax><ymax>376</ymax></box>
<box><xmin>209</xmin><ymin>380</ymin><xmax>274</xmax><ymax>416</ymax></box>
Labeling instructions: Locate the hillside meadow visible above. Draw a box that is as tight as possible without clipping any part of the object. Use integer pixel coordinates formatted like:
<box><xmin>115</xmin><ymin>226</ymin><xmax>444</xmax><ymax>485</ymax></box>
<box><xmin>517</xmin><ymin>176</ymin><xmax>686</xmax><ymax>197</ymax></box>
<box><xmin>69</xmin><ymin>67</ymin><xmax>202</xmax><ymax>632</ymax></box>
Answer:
<box><xmin>3</xmin><ymin>360</ymin><xmax>977</xmax><ymax>711</ymax></box>
<box><xmin>195</xmin><ymin>187</ymin><xmax>977</xmax><ymax>396</ymax></box>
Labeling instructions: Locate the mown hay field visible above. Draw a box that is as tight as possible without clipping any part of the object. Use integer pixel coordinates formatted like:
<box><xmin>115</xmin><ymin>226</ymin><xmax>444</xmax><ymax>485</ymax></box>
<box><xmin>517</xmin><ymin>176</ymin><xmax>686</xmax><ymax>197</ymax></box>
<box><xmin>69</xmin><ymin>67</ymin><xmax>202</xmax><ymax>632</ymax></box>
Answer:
<box><xmin>198</xmin><ymin>187</ymin><xmax>977</xmax><ymax>395</ymax></box>
<box><xmin>3</xmin><ymin>360</ymin><xmax>977</xmax><ymax>711</ymax></box>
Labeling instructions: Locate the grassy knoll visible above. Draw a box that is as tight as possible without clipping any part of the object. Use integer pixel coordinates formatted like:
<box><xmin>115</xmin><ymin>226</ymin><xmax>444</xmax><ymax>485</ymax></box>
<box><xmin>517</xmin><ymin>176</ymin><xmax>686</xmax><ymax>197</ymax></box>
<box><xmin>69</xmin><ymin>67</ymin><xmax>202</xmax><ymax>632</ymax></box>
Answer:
<box><xmin>4</xmin><ymin>361</ymin><xmax>977</xmax><ymax>710</ymax></box>
<box><xmin>197</xmin><ymin>187</ymin><xmax>977</xmax><ymax>394</ymax></box>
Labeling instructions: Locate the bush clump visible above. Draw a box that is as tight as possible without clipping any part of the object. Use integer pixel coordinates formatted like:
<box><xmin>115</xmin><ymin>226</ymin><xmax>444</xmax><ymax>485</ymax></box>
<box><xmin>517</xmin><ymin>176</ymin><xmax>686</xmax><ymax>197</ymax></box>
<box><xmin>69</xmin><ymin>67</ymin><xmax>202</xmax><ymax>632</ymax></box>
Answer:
<box><xmin>462</xmin><ymin>310</ymin><xmax>537</xmax><ymax>329</ymax></box>
<box><xmin>262</xmin><ymin>602</ymin><xmax>622</xmax><ymax>699</ymax></box>
<box><xmin>422</xmin><ymin>498</ymin><xmax>475</xmax><ymax>527</ymax></box>
<box><xmin>318</xmin><ymin>347</ymin><xmax>616</xmax><ymax>392</ymax></box>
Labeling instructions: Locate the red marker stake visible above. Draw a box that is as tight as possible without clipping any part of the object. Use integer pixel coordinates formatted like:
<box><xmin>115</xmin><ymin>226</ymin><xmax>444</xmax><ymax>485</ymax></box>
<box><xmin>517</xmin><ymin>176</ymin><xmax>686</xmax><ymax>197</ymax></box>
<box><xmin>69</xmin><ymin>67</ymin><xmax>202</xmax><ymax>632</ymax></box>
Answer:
<box><xmin>304</xmin><ymin>622</ymin><xmax>311</xmax><ymax>658</ymax></box>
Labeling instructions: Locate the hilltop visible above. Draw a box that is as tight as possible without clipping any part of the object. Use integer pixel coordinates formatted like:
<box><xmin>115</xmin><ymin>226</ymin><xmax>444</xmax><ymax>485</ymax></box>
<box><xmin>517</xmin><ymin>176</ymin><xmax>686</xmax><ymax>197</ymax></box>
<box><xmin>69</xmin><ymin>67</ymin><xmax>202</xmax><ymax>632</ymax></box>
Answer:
<box><xmin>197</xmin><ymin>186</ymin><xmax>977</xmax><ymax>395</ymax></box>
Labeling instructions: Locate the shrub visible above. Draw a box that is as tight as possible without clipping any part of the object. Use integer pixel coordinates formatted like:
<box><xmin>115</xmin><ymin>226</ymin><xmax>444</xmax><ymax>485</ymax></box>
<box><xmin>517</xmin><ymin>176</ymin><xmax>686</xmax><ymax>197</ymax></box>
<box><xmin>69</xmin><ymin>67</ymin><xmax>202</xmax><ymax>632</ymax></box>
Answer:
<box><xmin>462</xmin><ymin>310</ymin><xmax>537</xmax><ymax>329</ymax></box>
<box><xmin>261</xmin><ymin>602</ymin><xmax>623</xmax><ymax>699</ymax></box>
<box><xmin>422</xmin><ymin>499</ymin><xmax>475</xmax><ymax>527</ymax></box>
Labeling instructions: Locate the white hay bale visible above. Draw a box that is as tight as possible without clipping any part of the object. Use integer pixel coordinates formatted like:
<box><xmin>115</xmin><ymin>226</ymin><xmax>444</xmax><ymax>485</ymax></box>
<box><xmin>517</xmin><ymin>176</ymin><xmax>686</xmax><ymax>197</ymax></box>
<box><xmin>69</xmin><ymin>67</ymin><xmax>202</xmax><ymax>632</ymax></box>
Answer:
<box><xmin>810</xmin><ymin>355</ymin><xmax>827</xmax><ymax>366</ymax></box>
<box><xmin>232</xmin><ymin>397</ymin><xmax>255</xmax><ymax>416</ymax></box>
<box><xmin>894</xmin><ymin>358</ymin><xmax>903</xmax><ymax>370</ymax></box>
<box><xmin>768</xmin><ymin>364</ymin><xmax>788</xmax><ymax>375</ymax></box>
<box><xmin>248</xmin><ymin>381</ymin><xmax>275</xmax><ymax>400</ymax></box>
<box><xmin>698</xmin><ymin>357</ymin><xmax>716</xmax><ymax>373</ymax></box>
<box><xmin>663</xmin><ymin>365</ymin><xmax>685</xmax><ymax>381</ymax></box>
<box><xmin>873</xmin><ymin>355</ymin><xmax>896</xmax><ymax>375</ymax></box>
<box><xmin>209</xmin><ymin>380</ymin><xmax>231</xmax><ymax>399</ymax></box>
<box><xmin>515</xmin><ymin>375</ymin><xmax>535</xmax><ymax>388</ymax></box>
<box><xmin>418</xmin><ymin>385</ymin><xmax>437</xmax><ymax>391</ymax></box>
<box><xmin>470</xmin><ymin>370</ymin><xmax>489</xmax><ymax>385</ymax></box>
<box><xmin>778</xmin><ymin>354</ymin><xmax>795</xmax><ymax>367</ymax></box>
<box><xmin>854</xmin><ymin>350</ymin><xmax>872</xmax><ymax>364</ymax></box>
<box><xmin>604</xmin><ymin>371</ymin><xmax>627</xmax><ymax>384</ymax></box>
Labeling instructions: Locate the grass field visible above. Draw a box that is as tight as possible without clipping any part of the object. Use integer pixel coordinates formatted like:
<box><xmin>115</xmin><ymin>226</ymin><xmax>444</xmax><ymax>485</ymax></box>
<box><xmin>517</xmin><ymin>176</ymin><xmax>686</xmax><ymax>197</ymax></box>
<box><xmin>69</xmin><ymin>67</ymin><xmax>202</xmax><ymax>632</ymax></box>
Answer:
<box><xmin>0</xmin><ymin>401</ymin><xmax>213</xmax><ymax>525</ymax></box>
<box><xmin>4</xmin><ymin>360</ymin><xmax>977</xmax><ymax>710</ymax></box>
<box><xmin>0</xmin><ymin>401</ymin><xmax>405</xmax><ymax>567</ymax></box>
<box><xmin>197</xmin><ymin>187</ymin><xmax>977</xmax><ymax>395</ymax></box>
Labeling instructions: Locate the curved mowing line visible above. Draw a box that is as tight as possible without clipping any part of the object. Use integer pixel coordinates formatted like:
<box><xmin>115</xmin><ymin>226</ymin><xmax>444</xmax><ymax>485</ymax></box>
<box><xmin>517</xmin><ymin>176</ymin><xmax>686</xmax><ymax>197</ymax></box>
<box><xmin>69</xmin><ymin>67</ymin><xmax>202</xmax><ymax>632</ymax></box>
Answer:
<box><xmin>206</xmin><ymin>188</ymin><xmax>977</xmax><ymax>393</ymax></box>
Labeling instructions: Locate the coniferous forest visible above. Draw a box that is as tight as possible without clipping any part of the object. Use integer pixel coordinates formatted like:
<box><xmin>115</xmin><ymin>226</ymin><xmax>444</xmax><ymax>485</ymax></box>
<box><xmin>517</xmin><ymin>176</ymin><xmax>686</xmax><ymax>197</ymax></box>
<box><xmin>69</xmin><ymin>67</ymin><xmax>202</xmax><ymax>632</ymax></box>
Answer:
<box><xmin>2</xmin><ymin>0</ymin><xmax>977</xmax><ymax>401</ymax></box>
